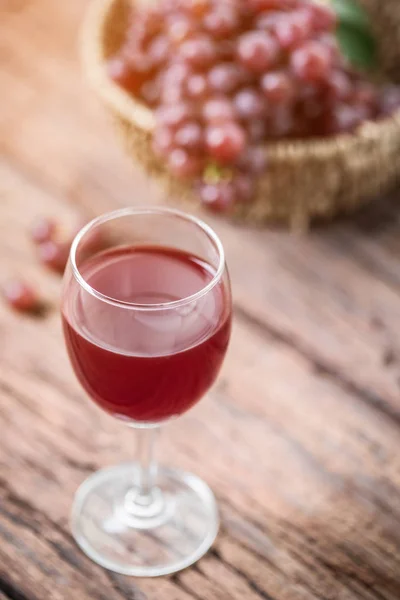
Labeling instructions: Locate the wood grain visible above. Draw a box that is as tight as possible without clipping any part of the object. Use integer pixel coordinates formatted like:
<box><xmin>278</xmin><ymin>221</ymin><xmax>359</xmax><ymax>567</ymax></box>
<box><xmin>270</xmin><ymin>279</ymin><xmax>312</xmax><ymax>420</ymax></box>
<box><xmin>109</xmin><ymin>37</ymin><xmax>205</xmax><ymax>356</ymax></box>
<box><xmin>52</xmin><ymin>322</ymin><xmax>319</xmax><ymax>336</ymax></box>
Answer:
<box><xmin>1</xmin><ymin>1</ymin><xmax>400</xmax><ymax>599</ymax></box>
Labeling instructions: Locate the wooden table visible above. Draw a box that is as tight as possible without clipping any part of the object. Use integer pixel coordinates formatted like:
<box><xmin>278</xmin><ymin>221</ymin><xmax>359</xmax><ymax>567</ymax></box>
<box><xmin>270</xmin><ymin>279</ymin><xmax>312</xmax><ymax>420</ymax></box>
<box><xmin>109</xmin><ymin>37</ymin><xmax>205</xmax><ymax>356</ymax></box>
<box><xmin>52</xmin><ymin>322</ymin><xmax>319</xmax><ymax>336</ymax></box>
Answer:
<box><xmin>2</xmin><ymin>1</ymin><xmax>400</xmax><ymax>598</ymax></box>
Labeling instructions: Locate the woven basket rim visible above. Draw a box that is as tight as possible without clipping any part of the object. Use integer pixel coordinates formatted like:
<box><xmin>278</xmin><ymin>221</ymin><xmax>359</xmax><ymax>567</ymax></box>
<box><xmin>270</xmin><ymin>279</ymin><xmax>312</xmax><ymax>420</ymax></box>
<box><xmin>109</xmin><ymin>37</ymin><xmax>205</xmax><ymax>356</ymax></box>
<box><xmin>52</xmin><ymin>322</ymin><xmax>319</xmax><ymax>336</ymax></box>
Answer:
<box><xmin>82</xmin><ymin>0</ymin><xmax>400</xmax><ymax>156</ymax></box>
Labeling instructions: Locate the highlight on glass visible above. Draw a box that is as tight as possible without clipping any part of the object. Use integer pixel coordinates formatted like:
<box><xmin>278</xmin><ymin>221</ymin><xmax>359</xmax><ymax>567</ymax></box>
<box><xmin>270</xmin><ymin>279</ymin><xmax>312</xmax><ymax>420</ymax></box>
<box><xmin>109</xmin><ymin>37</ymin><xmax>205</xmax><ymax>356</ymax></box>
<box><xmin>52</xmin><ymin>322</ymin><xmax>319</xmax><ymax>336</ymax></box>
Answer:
<box><xmin>61</xmin><ymin>207</ymin><xmax>232</xmax><ymax>577</ymax></box>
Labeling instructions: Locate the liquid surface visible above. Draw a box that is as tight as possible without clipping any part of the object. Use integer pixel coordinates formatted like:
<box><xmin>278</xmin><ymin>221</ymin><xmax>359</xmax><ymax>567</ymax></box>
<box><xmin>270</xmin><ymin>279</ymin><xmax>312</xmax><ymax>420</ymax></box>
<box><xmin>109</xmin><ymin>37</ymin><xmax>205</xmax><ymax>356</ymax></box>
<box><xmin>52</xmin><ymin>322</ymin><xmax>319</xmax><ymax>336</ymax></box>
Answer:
<box><xmin>62</xmin><ymin>245</ymin><xmax>231</xmax><ymax>423</ymax></box>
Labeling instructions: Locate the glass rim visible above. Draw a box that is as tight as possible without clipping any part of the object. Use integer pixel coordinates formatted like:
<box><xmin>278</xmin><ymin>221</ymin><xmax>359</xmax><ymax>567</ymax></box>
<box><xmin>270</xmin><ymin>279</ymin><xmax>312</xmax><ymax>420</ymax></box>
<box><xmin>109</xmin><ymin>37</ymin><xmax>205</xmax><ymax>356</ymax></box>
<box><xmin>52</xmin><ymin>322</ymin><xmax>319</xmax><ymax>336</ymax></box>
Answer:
<box><xmin>69</xmin><ymin>206</ymin><xmax>226</xmax><ymax>312</ymax></box>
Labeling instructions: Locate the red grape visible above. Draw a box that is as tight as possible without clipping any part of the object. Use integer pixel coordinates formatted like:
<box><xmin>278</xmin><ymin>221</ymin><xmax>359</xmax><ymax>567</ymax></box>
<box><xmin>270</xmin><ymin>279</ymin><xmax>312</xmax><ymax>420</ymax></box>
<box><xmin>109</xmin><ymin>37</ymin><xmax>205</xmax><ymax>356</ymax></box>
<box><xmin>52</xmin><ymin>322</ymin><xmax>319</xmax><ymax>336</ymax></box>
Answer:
<box><xmin>237</xmin><ymin>31</ymin><xmax>280</xmax><ymax>73</ymax></box>
<box><xmin>255</xmin><ymin>11</ymin><xmax>282</xmax><ymax>32</ymax></box>
<box><xmin>179</xmin><ymin>35</ymin><xmax>216</xmax><ymax>69</ymax></box>
<box><xmin>200</xmin><ymin>182</ymin><xmax>236</xmax><ymax>211</ymax></box>
<box><xmin>108</xmin><ymin>57</ymin><xmax>136</xmax><ymax>90</ymax></box>
<box><xmin>291</xmin><ymin>41</ymin><xmax>332</xmax><ymax>82</ymax></box>
<box><xmin>186</xmin><ymin>73</ymin><xmax>209</xmax><ymax>100</ymax></box>
<box><xmin>168</xmin><ymin>16</ymin><xmax>196</xmax><ymax>44</ymax></box>
<box><xmin>162</xmin><ymin>62</ymin><xmax>191</xmax><ymax>87</ymax></box>
<box><xmin>156</xmin><ymin>103</ymin><xmax>195</xmax><ymax>128</ymax></box>
<box><xmin>38</xmin><ymin>240</ymin><xmax>69</xmax><ymax>274</ymax></box>
<box><xmin>261</xmin><ymin>71</ymin><xmax>295</xmax><ymax>105</ymax></box>
<box><xmin>2</xmin><ymin>280</ymin><xmax>39</xmax><ymax>313</ymax></box>
<box><xmin>130</xmin><ymin>7</ymin><xmax>162</xmax><ymax>42</ymax></box>
<box><xmin>203</xmin><ymin>97</ymin><xmax>237</xmax><ymax>123</ymax></box>
<box><xmin>208</xmin><ymin>63</ymin><xmax>243</xmax><ymax>95</ymax></box>
<box><xmin>161</xmin><ymin>64</ymin><xmax>190</xmax><ymax>103</ymax></box>
<box><xmin>122</xmin><ymin>48</ymin><xmax>153</xmax><ymax>75</ymax></box>
<box><xmin>317</xmin><ymin>33</ymin><xmax>341</xmax><ymax>62</ymax></box>
<box><xmin>205</xmin><ymin>122</ymin><xmax>247</xmax><ymax>163</ymax></box>
<box><xmin>168</xmin><ymin>148</ymin><xmax>204</xmax><ymax>178</ymax></box>
<box><xmin>352</xmin><ymin>82</ymin><xmax>378</xmax><ymax>112</ymax></box>
<box><xmin>274</xmin><ymin>11</ymin><xmax>312</xmax><ymax>50</ymax></box>
<box><xmin>152</xmin><ymin>127</ymin><xmax>175</xmax><ymax>158</ymax></box>
<box><xmin>175</xmin><ymin>121</ymin><xmax>204</xmax><ymax>151</ymax></box>
<box><xmin>148</xmin><ymin>35</ymin><xmax>170</xmax><ymax>67</ymax></box>
<box><xmin>30</xmin><ymin>217</ymin><xmax>56</xmax><ymax>245</ymax></box>
<box><xmin>239</xmin><ymin>145</ymin><xmax>268</xmax><ymax>173</ymax></box>
<box><xmin>234</xmin><ymin>88</ymin><xmax>266</xmax><ymax>120</ymax></box>
<box><xmin>324</xmin><ymin>103</ymin><xmax>364</xmax><ymax>134</ymax></box>
<box><xmin>204</xmin><ymin>6</ymin><xmax>239</xmax><ymax>38</ymax></box>
<box><xmin>308</xmin><ymin>3</ymin><xmax>337</xmax><ymax>32</ymax></box>
<box><xmin>325</xmin><ymin>70</ymin><xmax>352</xmax><ymax>101</ymax></box>
<box><xmin>141</xmin><ymin>78</ymin><xmax>162</xmax><ymax>105</ymax></box>
<box><xmin>247</xmin><ymin>0</ymin><xmax>299</xmax><ymax>13</ymax></box>
<box><xmin>161</xmin><ymin>81</ymin><xmax>184</xmax><ymax>104</ymax></box>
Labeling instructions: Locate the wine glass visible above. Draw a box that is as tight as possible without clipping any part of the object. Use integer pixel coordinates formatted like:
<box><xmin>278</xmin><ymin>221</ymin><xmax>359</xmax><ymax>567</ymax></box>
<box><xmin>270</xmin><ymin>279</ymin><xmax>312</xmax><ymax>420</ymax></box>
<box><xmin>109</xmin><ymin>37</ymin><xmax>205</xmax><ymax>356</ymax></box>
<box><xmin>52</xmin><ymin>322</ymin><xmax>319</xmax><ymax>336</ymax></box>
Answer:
<box><xmin>61</xmin><ymin>207</ymin><xmax>232</xmax><ymax>576</ymax></box>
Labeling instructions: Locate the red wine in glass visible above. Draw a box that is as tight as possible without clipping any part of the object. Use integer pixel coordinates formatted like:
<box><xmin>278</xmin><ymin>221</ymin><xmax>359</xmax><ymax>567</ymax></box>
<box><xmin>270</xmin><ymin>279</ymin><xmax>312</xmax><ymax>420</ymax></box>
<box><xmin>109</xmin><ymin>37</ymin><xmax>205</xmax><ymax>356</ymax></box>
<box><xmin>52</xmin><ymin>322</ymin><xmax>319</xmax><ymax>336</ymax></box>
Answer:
<box><xmin>62</xmin><ymin>245</ymin><xmax>231</xmax><ymax>423</ymax></box>
<box><xmin>62</xmin><ymin>207</ymin><xmax>231</xmax><ymax>577</ymax></box>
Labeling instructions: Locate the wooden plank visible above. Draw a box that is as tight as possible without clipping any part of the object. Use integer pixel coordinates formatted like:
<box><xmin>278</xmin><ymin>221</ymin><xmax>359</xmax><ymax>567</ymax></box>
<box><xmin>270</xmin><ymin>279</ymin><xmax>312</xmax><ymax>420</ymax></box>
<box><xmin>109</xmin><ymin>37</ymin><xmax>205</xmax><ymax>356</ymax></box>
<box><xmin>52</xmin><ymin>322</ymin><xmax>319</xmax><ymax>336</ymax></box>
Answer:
<box><xmin>1</xmin><ymin>322</ymin><xmax>400</xmax><ymax>600</ymax></box>
<box><xmin>0</xmin><ymin>270</ymin><xmax>400</xmax><ymax>600</ymax></box>
<box><xmin>2</xmin><ymin>1</ymin><xmax>400</xmax><ymax>599</ymax></box>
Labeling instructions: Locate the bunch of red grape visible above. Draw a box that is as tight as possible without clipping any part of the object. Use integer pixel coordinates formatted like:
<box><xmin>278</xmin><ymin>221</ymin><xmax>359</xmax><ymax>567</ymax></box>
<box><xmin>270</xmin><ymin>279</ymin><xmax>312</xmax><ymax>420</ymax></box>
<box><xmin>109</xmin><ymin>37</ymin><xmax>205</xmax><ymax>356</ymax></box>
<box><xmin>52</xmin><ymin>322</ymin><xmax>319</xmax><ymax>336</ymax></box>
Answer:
<box><xmin>109</xmin><ymin>0</ymin><xmax>400</xmax><ymax>212</ymax></box>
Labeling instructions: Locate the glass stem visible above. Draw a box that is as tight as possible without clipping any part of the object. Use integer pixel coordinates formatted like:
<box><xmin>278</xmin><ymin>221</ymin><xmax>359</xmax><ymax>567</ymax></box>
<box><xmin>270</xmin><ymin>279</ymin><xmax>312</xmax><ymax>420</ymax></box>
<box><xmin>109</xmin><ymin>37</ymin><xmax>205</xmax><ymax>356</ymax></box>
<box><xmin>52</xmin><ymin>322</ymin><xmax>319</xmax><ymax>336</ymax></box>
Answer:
<box><xmin>123</xmin><ymin>427</ymin><xmax>164</xmax><ymax>520</ymax></box>
<box><xmin>135</xmin><ymin>427</ymin><xmax>159</xmax><ymax>504</ymax></box>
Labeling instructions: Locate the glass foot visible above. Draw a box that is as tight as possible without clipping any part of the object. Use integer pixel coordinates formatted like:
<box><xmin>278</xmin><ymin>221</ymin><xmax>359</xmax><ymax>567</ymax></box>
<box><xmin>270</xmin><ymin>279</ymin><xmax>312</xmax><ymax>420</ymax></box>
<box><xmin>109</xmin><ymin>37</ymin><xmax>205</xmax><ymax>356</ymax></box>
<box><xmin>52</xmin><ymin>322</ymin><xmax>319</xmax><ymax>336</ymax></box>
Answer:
<box><xmin>71</xmin><ymin>463</ymin><xmax>219</xmax><ymax>577</ymax></box>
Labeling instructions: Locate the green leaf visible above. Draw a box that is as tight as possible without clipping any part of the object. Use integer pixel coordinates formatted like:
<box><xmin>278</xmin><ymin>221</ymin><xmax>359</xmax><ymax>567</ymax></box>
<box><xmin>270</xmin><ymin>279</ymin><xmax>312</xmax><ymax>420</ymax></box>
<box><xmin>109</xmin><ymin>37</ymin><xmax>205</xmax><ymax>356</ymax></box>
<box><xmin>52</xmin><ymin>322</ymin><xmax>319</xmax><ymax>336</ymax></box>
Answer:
<box><xmin>326</xmin><ymin>0</ymin><xmax>377</xmax><ymax>70</ymax></box>
<box><xmin>336</xmin><ymin>22</ymin><xmax>376</xmax><ymax>70</ymax></box>
<box><xmin>331</xmin><ymin>0</ymin><xmax>370</xmax><ymax>33</ymax></box>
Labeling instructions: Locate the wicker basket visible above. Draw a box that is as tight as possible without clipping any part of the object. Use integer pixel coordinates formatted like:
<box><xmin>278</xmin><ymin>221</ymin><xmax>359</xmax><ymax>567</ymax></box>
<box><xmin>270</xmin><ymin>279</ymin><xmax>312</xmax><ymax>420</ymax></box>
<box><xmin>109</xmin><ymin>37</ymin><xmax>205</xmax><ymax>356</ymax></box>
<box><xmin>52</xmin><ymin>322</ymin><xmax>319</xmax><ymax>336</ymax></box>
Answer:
<box><xmin>82</xmin><ymin>0</ymin><xmax>400</xmax><ymax>228</ymax></box>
